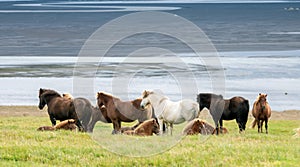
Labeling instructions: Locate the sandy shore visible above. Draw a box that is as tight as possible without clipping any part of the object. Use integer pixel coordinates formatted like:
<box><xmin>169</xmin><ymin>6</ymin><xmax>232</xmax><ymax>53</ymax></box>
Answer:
<box><xmin>0</xmin><ymin>105</ymin><xmax>300</xmax><ymax>120</ymax></box>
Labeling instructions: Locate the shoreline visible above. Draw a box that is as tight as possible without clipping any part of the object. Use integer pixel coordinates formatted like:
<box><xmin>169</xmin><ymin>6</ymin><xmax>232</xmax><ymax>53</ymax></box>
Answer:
<box><xmin>1</xmin><ymin>105</ymin><xmax>299</xmax><ymax>120</ymax></box>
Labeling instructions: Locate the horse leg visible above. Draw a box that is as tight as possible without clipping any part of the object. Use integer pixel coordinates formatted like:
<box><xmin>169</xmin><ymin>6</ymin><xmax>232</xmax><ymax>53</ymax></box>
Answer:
<box><xmin>75</xmin><ymin>119</ymin><xmax>85</xmax><ymax>132</ymax></box>
<box><xmin>257</xmin><ymin>120</ymin><xmax>261</xmax><ymax>133</ymax></box>
<box><xmin>87</xmin><ymin>118</ymin><xmax>97</xmax><ymax>133</ymax></box>
<box><xmin>111</xmin><ymin>119</ymin><xmax>119</xmax><ymax>134</ymax></box>
<box><xmin>265</xmin><ymin>119</ymin><xmax>268</xmax><ymax>134</ymax></box>
<box><xmin>215</xmin><ymin>122</ymin><xmax>220</xmax><ymax>135</ymax></box>
<box><xmin>112</xmin><ymin>120</ymin><xmax>122</xmax><ymax>134</ymax></box>
<box><xmin>260</xmin><ymin>120</ymin><xmax>264</xmax><ymax>133</ymax></box>
<box><xmin>81</xmin><ymin>118</ymin><xmax>88</xmax><ymax>132</ymax></box>
<box><xmin>219</xmin><ymin>119</ymin><xmax>223</xmax><ymax>134</ymax></box>
<box><xmin>49</xmin><ymin>114</ymin><xmax>56</xmax><ymax>126</ymax></box>
<box><xmin>158</xmin><ymin>119</ymin><xmax>164</xmax><ymax>135</ymax></box>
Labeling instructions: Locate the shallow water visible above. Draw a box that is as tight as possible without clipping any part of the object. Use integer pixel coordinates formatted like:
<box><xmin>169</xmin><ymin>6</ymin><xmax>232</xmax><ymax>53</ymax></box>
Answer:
<box><xmin>1</xmin><ymin>50</ymin><xmax>299</xmax><ymax>111</ymax></box>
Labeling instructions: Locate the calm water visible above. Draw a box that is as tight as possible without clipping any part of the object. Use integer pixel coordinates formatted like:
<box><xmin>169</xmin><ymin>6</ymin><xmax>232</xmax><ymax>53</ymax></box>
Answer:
<box><xmin>0</xmin><ymin>0</ymin><xmax>300</xmax><ymax>111</ymax></box>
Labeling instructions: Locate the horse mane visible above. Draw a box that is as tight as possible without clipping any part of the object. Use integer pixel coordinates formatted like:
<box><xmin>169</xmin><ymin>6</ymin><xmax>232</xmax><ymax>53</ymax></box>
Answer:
<box><xmin>183</xmin><ymin>118</ymin><xmax>202</xmax><ymax>135</ymax></box>
<box><xmin>254</xmin><ymin>93</ymin><xmax>269</xmax><ymax>107</ymax></box>
<box><xmin>198</xmin><ymin>93</ymin><xmax>223</xmax><ymax>101</ymax></box>
<box><xmin>62</xmin><ymin>93</ymin><xmax>73</xmax><ymax>100</ymax></box>
<box><xmin>40</xmin><ymin>88</ymin><xmax>61</xmax><ymax>98</ymax></box>
<box><xmin>142</xmin><ymin>90</ymin><xmax>152</xmax><ymax>98</ymax></box>
<box><xmin>54</xmin><ymin>119</ymin><xmax>77</xmax><ymax>130</ymax></box>
<box><xmin>97</xmin><ymin>91</ymin><xmax>120</xmax><ymax>102</ymax></box>
<box><xmin>131</xmin><ymin>98</ymin><xmax>142</xmax><ymax>109</ymax></box>
<box><xmin>135</xmin><ymin>119</ymin><xmax>154</xmax><ymax>129</ymax></box>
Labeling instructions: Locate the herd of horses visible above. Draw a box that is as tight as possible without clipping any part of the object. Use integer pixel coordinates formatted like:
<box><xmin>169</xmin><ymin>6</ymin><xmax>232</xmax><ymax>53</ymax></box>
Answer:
<box><xmin>38</xmin><ymin>88</ymin><xmax>272</xmax><ymax>136</ymax></box>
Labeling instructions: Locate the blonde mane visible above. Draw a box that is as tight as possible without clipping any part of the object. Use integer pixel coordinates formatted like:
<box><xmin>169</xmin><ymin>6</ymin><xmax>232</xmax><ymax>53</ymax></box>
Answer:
<box><xmin>62</xmin><ymin>93</ymin><xmax>73</xmax><ymax>100</ymax></box>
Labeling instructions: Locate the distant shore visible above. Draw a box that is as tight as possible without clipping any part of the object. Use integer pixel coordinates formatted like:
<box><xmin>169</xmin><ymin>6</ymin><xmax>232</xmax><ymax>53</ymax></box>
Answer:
<box><xmin>0</xmin><ymin>105</ymin><xmax>299</xmax><ymax>120</ymax></box>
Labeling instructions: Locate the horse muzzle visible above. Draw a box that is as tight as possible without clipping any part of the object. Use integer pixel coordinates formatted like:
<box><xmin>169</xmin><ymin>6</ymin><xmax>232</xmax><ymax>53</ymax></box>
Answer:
<box><xmin>140</xmin><ymin>101</ymin><xmax>150</xmax><ymax>109</ymax></box>
<box><xmin>140</xmin><ymin>103</ymin><xmax>146</xmax><ymax>109</ymax></box>
<box><xmin>38</xmin><ymin>104</ymin><xmax>44</xmax><ymax>110</ymax></box>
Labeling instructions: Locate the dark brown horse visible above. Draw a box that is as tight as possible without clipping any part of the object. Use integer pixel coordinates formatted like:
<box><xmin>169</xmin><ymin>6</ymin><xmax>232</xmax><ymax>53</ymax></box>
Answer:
<box><xmin>38</xmin><ymin>88</ymin><xmax>84</xmax><ymax>132</ymax></box>
<box><xmin>197</xmin><ymin>93</ymin><xmax>249</xmax><ymax>134</ymax></box>
<box><xmin>251</xmin><ymin>93</ymin><xmax>271</xmax><ymax>134</ymax></box>
<box><xmin>96</xmin><ymin>92</ymin><xmax>153</xmax><ymax>134</ymax></box>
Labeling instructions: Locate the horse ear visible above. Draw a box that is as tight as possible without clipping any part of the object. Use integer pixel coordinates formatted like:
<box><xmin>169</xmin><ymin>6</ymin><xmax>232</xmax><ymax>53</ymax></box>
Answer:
<box><xmin>96</xmin><ymin>92</ymin><xmax>101</xmax><ymax>98</ymax></box>
<box><xmin>39</xmin><ymin>88</ymin><xmax>44</xmax><ymax>94</ymax></box>
<box><xmin>265</xmin><ymin>94</ymin><xmax>267</xmax><ymax>97</ymax></box>
<box><xmin>142</xmin><ymin>90</ymin><xmax>148</xmax><ymax>97</ymax></box>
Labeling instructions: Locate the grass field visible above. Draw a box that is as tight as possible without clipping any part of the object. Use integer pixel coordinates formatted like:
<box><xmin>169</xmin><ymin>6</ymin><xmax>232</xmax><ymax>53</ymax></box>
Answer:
<box><xmin>0</xmin><ymin>106</ymin><xmax>299</xmax><ymax>166</ymax></box>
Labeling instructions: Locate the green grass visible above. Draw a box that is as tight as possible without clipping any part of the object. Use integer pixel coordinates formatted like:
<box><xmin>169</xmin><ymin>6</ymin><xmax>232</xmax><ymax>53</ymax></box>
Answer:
<box><xmin>0</xmin><ymin>117</ymin><xmax>299</xmax><ymax>166</ymax></box>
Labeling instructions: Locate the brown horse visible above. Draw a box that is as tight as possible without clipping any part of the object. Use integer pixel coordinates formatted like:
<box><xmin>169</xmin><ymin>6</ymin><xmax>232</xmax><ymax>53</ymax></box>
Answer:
<box><xmin>251</xmin><ymin>93</ymin><xmax>271</xmax><ymax>134</ymax></box>
<box><xmin>38</xmin><ymin>88</ymin><xmax>84</xmax><ymax>132</ymax></box>
<box><xmin>182</xmin><ymin>118</ymin><xmax>227</xmax><ymax>135</ymax></box>
<box><xmin>123</xmin><ymin>118</ymin><xmax>160</xmax><ymax>136</ymax></box>
<box><xmin>96</xmin><ymin>92</ymin><xmax>153</xmax><ymax>134</ymax></box>
<box><xmin>37</xmin><ymin>119</ymin><xmax>77</xmax><ymax>131</ymax></box>
<box><xmin>182</xmin><ymin>118</ymin><xmax>206</xmax><ymax>135</ymax></box>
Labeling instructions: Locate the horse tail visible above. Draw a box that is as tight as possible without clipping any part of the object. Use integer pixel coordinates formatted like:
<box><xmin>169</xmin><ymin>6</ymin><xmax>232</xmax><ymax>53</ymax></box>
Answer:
<box><xmin>244</xmin><ymin>100</ymin><xmax>250</xmax><ymax>112</ymax></box>
<box><xmin>251</xmin><ymin>119</ymin><xmax>257</xmax><ymax>128</ymax></box>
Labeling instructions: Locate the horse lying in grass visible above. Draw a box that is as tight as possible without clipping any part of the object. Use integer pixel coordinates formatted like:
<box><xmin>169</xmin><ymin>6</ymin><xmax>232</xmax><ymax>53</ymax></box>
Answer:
<box><xmin>122</xmin><ymin>118</ymin><xmax>160</xmax><ymax>136</ymax></box>
<box><xmin>197</xmin><ymin>93</ymin><xmax>249</xmax><ymax>134</ymax></box>
<box><xmin>96</xmin><ymin>92</ymin><xmax>154</xmax><ymax>134</ymax></box>
<box><xmin>251</xmin><ymin>93</ymin><xmax>271</xmax><ymax>134</ymax></box>
<box><xmin>182</xmin><ymin>118</ymin><xmax>228</xmax><ymax>135</ymax></box>
<box><xmin>38</xmin><ymin>88</ymin><xmax>84</xmax><ymax>132</ymax></box>
<box><xmin>140</xmin><ymin>90</ymin><xmax>200</xmax><ymax>135</ymax></box>
<box><xmin>37</xmin><ymin>119</ymin><xmax>77</xmax><ymax>131</ymax></box>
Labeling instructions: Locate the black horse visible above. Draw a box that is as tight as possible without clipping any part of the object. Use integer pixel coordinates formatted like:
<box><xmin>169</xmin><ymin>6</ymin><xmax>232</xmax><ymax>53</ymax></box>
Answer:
<box><xmin>38</xmin><ymin>88</ymin><xmax>84</xmax><ymax>132</ymax></box>
<box><xmin>197</xmin><ymin>93</ymin><xmax>249</xmax><ymax>134</ymax></box>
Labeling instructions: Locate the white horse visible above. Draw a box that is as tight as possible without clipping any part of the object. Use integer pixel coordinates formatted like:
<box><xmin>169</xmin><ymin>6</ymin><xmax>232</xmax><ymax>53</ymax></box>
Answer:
<box><xmin>140</xmin><ymin>90</ymin><xmax>200</xmax><ymax>135</ymax></box>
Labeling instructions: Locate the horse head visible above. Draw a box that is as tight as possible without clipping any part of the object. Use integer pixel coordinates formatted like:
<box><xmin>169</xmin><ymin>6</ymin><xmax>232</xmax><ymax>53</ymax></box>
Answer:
<box><xmin>140</xmin><ymin>90</ymin><xmax>152</xmax><ymax>109</ymax></box>
<box><xmin>38</xmin><ymin>88</ymin><xmax>62</xmax><ymax>110</ymax></box>
<box><xmin>38</xmin><ymin>88</ymin><xmax>47</xmax><ymax>109</ymax></box>
<box><xmin>195</xmin><ymin>119</ymin><xmax>206</xmax><ymax>133</ymax></box>
<box><xmin>96</xmin><ymin>92</ymin><xmax>105</xmax><ymax>107</ymax></box>
<box><xmin>258</xmin><ymin>93</ymin><xmax>268</xmax><ymax>110</ymax></box>
<box><xmin>151</xmin><ymin>119</ymin><xmax>160</xmax><ymax>135</ymax></box>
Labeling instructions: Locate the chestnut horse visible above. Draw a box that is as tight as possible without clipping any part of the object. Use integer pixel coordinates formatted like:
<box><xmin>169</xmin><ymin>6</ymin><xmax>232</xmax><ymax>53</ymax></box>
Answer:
<box><xmin>96</xmin><ymin>92</ymin><xmax>153</xmax><ymax>134</ymax></box>
<box><xmin>182</xmin><ymin>118</ymin><xmax>227</xmax><ymax>135</ymax></box>
<box><xmin>251</xmin><ymin>93</ymin><xmax>271</xmax><ymax>134</ymax></box>
<box><xmin>123</xmin><ymin>118</ymin><xmax>160</xmax><ymax>136</ymax></box>
<box><xmin>38</xmin><ymin>88</ymin><xmax>84</xmax><ymax>131</ymax></box>
<box><xmin>37</xmin><ymin>119</ymin><xmax>77</xmax><ymax>131</ymax></box>
<box><xmin>197</xmin><ymin>93</ymin><xmax>249</xmax><ymax>134</ymax></box>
